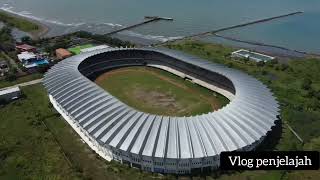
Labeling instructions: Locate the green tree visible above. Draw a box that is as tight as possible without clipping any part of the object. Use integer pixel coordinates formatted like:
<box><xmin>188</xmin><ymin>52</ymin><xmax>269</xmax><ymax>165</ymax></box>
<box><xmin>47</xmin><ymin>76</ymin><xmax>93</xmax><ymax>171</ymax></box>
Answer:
<box><xmin>301</xmin><ymin>78</ymin><xmax>312</xmax><ymax>90</ymax></box>
<box><xmin>280</xmin><ymin>64</ymin><xmax>289</xmax><ymax>71</ymax></box>
<box><xmin>271</xmin><ymin>59</ymin><xmax>278</xmax><ymax>64</ymax></box>
<box><xmin>5</xmin><ymin>72</ymin><xmax>16</xmax><ymax>81</ymax></box>
<box><xmin>256</xmin><ymin>61</ymin><xmax>265</xmax><ymax>67</ymax></box>
<box><xmin>21</xmin><ymin>36</ymin><xmax>32</xmax><ymax>44</ymax></box>
<box><xmin>0</xmin><ymin>26</ymin><xmax>14</xmax><ymax>51</ymax></box>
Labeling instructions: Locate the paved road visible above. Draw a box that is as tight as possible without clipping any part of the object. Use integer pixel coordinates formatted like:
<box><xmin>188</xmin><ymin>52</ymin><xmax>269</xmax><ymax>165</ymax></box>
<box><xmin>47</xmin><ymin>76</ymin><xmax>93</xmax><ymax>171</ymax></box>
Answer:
<box><xmin>0</xmin><ymin>78</ymin><xmax>43</xmax><ymax>91</ymax></box>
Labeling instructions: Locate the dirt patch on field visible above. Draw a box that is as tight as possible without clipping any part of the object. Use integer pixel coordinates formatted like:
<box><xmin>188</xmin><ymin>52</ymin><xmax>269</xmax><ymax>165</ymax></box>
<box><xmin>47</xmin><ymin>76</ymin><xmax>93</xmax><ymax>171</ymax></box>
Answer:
<box><xmin>129</xmin><ymin>87</ymin><xmax>182</xmax><ymax>113</ymax></box>
<box><xmin>147</xmin><ymin>70</ymin><xmax>189</xmax><ymax>90</ymax></box>
<box><xmin>95</xmin><ymin>68</ymin><xmax>138</xmax><ymax>84</ymax></box>
<box><xmin>143</xmin><ymin>69</ymin><xmax>222</xmax><ymax>111</ymax></box>
<box><xmin>146</xmin><ymin>70</ymin><xmax>223</xmax><ymax>111</ymax></box>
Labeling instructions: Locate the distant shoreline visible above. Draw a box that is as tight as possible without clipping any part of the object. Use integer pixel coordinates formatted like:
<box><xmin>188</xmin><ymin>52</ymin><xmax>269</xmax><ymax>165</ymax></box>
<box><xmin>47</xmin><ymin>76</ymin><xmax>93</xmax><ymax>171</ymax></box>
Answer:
<box><xmin>0</xmin><ymin>9</ymin><xmax>318</xmax><ymax>59</ymax></box>
<box><xmin>0</xmin><ymin>9</ymin><xmax>50</xmax><ymax>40</ymax></box>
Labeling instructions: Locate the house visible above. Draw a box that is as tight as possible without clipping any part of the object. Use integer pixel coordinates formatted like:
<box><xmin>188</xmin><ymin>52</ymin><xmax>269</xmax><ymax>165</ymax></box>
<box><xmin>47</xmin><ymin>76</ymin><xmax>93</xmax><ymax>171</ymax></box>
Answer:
<box><xmin>17</xmin><ymin>52</ymin><xmax>49</xmax><ymax>69</ymax></box>
<box><xmin>16</xmin><ymin>44</ymin><xmax>37</xmax><ymax>53</ymax></box>
<box><xmin>56</xmin><ymin>48</ymin><xmax>72</xmax><ymax>60</ymax></box>
<box><xmin>17</xmin><ymin>52</ymin><xmax>37</xmax><ymax>63</ymax></box>
<box><xmin>0</xmin><ymin>86</ymin><xmax>21</xmax><ymax>103</ymax></box>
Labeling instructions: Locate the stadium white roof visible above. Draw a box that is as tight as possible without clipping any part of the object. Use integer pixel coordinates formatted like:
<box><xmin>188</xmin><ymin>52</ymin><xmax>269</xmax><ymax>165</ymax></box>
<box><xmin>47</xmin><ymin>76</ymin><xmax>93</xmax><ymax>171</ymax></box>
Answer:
<box><xmin>43</xmin><ymin>48</ymin><xmax>279</xmax><ymax>160</ymax></box>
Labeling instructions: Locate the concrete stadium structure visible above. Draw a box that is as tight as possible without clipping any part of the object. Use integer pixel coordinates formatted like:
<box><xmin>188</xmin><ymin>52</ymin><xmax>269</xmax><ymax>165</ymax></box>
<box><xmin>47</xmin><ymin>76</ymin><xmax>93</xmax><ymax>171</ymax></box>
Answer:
<box><xmin>43</xmin><ymin>48</ymin><xmax>280</xmax><ymax>174</ymax></box>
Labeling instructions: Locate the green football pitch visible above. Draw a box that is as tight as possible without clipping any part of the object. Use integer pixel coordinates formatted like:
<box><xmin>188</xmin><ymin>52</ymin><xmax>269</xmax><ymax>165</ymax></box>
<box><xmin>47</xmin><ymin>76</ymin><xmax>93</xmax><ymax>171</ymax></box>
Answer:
<box><xmin>95</xmin><ymin>66</ymin><xmax>229</xmax><ymax>116</ymax></box>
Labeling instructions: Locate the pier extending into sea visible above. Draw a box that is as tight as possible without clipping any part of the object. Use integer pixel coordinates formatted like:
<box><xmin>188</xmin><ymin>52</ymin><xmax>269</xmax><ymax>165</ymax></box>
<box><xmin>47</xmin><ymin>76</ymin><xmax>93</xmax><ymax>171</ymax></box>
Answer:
<box><xmin>105</xmin><ymin>16</ymin><xmax>173</xmax><ymax>36</ymax></box>
<box><xmin>152</xmin><ymin>11</ymin><xmax>303</xmax><ymax>46</ymax></box>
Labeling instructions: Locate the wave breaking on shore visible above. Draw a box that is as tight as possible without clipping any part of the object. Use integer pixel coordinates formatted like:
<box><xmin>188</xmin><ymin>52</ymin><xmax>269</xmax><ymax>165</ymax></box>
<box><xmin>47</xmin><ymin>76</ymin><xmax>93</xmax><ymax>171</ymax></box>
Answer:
<box><xmin>0</xmin><ymin>4</ymin><xmax>182</xmax><ymax>44</ymax></box>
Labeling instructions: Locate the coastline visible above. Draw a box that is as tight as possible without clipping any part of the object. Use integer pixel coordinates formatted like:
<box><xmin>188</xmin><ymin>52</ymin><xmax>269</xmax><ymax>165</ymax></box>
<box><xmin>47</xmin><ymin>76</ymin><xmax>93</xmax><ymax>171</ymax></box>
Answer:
<box><xmin>213</xmin><ymin>34</ymin><xmax>320</xmax><ymax>58</ymax></box>
<box><xmin>0</xmin><ymin>9</ymin><xmax>317</xmax><ymax>59</ymax></box>
<box><xmin>0</xmin><ymin>9</ymin><xmax>50</xmax><ymax>40</ymax></box>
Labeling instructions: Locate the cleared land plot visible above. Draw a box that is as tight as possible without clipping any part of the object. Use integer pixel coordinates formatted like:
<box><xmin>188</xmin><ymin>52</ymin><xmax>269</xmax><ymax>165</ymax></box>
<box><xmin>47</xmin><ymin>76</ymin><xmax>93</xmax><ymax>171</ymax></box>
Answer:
<box><xmin>95</xmin><ymin>66</ymin><xmax>229</xmax><ymax>116</ymax></box>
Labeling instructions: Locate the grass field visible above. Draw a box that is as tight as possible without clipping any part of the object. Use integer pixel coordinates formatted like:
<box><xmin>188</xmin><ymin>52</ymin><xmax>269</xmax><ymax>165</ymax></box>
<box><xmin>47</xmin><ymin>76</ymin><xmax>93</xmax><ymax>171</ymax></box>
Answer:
<box><xmin>0</xmin><ymin>11</ymin><xmax>39</xmax><ymax>32</ymax></box>
<box><xmin>0</xmin><ymin>84</ymin><xmax>171</xmax><ymax>180</ymax></box>
<box><xmin>0</xmin><ymin>85</ymin><xmax>77</xmax><ymax>179</ymax></box>
<box><xmin>0</xmin><ymin>73</ymin><xmax>43</xmax><ymax>89</ymax></box>
<box><xmin>95</xmin><ymin>66</ymin><xmax>229</xmax><ymax>116</ymax></box>
<box><xmin>68</xmin><ymin>44</ymin><xmax>93</xmax><ymax>55</ymax></box>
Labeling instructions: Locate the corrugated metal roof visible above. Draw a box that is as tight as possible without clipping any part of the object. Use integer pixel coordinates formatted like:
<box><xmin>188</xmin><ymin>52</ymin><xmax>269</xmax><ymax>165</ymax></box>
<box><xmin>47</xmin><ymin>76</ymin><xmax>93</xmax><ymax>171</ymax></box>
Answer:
<box><xmin>43</xmin><ymin>48</ymin><xmax>279</xmax><ymax>160</ymax></box>
<box><xmin>0</xmin><ymin>86</ymin><xmax>20</xmax><ymax>95</ymax></box>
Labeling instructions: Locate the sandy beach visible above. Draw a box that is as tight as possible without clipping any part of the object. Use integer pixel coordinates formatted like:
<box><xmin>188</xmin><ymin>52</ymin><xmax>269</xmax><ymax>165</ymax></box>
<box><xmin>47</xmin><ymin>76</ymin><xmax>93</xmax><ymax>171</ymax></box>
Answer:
<box><xmin>0</xmin><ymin>9</ymin><xmax>50</xmax><ymax>40</ymax></box>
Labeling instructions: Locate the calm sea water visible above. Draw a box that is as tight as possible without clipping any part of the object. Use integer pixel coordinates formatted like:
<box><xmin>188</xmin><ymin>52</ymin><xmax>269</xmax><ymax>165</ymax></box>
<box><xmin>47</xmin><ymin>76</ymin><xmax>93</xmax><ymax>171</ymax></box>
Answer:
<box><xmin>1</xmin><ymin>0</ymin><xmax>320</xmax><ymax>54</ymax></box>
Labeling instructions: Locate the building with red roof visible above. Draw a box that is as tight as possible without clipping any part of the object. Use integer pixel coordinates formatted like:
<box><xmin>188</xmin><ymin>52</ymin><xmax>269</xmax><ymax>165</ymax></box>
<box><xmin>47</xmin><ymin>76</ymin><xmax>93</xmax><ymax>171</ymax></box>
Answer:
<box><xmin>55</xmin><ymin>48</ymin><xmax>72</xmax><ymax>60</ymax></box>
<box><xmin>16</xmin><ymin>44</ymin><xmax>37</xmax><ymax>53</ymax></box>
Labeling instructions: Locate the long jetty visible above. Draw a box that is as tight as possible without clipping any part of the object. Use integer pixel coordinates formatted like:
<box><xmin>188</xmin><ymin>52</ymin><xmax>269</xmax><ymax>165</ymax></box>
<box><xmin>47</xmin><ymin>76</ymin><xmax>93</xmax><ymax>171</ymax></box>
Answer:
<box><xmin>105</xmin><ymin>17</ymin><xmax>172</xmax><ymax>36</ymax></box>
<box><xmin>152</xmin><ymin>11</ymin><xmax>303</xmax><ymax>46</ymax></box>
<box><xmin>214</xmin><ymin>33</ymin><xmax>320</xmax><ymax>56</ymax></box>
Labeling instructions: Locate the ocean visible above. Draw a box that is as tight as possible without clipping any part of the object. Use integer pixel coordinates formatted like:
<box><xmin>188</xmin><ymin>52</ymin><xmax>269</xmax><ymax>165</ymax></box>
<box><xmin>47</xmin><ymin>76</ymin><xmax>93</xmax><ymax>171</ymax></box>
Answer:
<box><xmin>1</xmin><ymin>0</ymin><xmax>320</xmax><ymax>54</ymax></box>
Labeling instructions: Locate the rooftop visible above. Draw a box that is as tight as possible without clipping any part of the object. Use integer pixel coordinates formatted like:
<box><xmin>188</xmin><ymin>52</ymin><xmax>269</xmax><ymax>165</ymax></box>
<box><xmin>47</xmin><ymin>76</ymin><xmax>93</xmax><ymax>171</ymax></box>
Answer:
<box><xmin>17</xmin><ymin>52</ymin><xmax>37</xmax><ymax>61</ymax></box>
<box><xmin>232</xmin><ymin>49</ymin><xmax>275</xmax><ymax>62</ymax></box>
<box><xmin>0</xmin><ymin>87</ymin><xmax>20</xmax><ymax>96</ymax></box>
<box><xmin>16</xmin><ymin>44</ymin><xmax>36</xmax><ymax>50</ymax></box>
<box><xmin>24</xmin><ymin>59</ymin><xmax>49</xmax><ymax>69</ymax></box>
<box><xmin>56</xmin><ymin>48</ymin><xmax>72</xmax><ymax>56</ymax></box>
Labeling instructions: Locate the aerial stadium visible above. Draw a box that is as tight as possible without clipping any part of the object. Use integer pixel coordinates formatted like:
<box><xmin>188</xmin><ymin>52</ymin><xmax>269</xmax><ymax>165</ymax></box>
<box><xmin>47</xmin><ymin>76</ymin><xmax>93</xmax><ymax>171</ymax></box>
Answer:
<box><xmin>43</xmin><ymin>48</ymin><xmax>280</xmax><ymax>174</ymax></box>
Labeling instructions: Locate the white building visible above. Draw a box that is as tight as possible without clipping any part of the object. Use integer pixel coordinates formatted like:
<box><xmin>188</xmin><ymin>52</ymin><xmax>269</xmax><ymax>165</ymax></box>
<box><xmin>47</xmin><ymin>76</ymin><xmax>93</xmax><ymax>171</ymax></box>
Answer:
<box><xmin>17</xmin><ymin>52</ymin><xmax>37</xmax><ymax>63</ymax></box>
<box><xmin>231</xmin><ymin>49</ymin><xmax>275</xmax><ymax>62</ymax></box>
<box><xmin>0</xmin><ymin>87</ymin><xmax>21</xmax><ymax>103</ymax></box>
<box><xmin>17</xmin><ymin>52</ymin><xmax>49</xmax><ymax>69</ymax></box>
